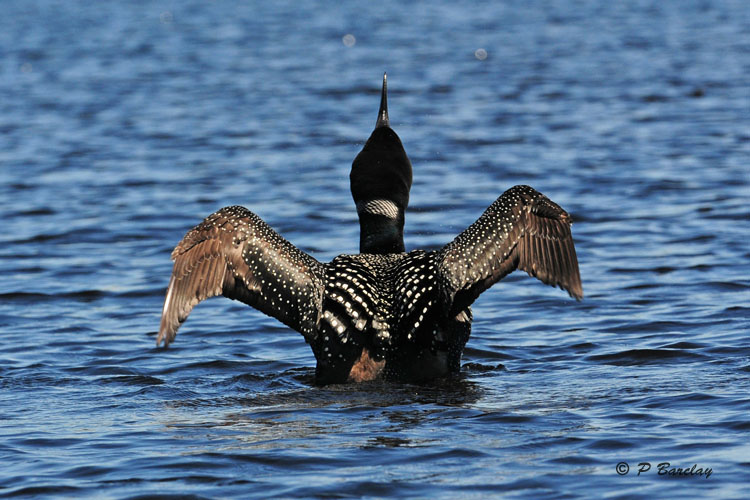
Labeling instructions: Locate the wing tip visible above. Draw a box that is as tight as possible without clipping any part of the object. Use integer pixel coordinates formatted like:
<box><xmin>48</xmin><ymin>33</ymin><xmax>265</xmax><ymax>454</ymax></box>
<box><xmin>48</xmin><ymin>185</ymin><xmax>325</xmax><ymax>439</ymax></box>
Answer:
<box><xmin>156</xmin><ymin>318</ymin><xmax>176</xmax><ymax>348</ymax></box>
<box><xmin>567</xmin><ymin>283</ymin><xmax>584</xmax><ymax>301</ymax></box>
<box><xmin>558</xmin><ymin>254</ymin><xmax>583</xmax><ymax>301</ymax></box>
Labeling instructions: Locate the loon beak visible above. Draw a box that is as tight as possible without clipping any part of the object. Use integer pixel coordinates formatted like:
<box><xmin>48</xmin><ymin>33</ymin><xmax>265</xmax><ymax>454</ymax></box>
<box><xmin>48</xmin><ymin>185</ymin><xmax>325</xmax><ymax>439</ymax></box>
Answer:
<box><xmin>376</xmin><ymin>72</ymin><xmax>389</xmax><ymax>129</ymax></box>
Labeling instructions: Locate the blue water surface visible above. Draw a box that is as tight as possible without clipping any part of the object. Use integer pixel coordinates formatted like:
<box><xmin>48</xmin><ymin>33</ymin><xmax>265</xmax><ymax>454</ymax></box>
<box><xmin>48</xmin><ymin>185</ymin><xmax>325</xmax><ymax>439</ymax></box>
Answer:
<box><xmin>1</xmin><ymin>1</ymin><xmax>749</xmax><ymax>498</ymax></box>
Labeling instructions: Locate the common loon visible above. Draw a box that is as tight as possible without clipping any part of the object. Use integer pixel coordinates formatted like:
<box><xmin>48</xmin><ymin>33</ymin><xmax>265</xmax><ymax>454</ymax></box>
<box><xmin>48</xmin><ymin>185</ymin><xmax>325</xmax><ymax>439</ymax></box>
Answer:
<box><xmin>157</xmin><ymin>75</ymin><xmax>583</xmax><ymax>384</ymax></box>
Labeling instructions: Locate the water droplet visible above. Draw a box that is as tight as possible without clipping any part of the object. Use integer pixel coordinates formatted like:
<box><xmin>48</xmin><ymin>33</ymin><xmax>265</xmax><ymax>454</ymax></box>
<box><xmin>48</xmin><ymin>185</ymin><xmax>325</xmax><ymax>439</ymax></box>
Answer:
<box><xmin>342</xmin><ymin>34</ymin><xmax>356</xmax><ymax>47</ymax></box>
<box><xmin>474</xmin><ymin>48</ymin><xmax>488</xmax><ymax>61</ymax></box>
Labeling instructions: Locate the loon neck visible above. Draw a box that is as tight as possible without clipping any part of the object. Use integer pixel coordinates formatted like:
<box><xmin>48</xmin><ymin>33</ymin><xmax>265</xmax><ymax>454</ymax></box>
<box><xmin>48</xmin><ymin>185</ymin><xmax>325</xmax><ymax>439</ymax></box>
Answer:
<box><xmin>351</xmin><ymin>73</ymin><xmax>412</xmax><ymax>255</ymax></box>
<box><xmin>358</xmin><ymin>210</ymin><xmax>405</xmax><ymax>254</ymax></box>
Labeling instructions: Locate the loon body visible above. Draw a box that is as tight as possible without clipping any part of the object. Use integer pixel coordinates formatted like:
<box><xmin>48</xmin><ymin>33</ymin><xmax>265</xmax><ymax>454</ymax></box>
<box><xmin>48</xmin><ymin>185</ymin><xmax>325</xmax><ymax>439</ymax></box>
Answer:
<box><xmin>157</xmin><ymin>75</ymin><xmax>582</xmax><ymax>384</ymax></box>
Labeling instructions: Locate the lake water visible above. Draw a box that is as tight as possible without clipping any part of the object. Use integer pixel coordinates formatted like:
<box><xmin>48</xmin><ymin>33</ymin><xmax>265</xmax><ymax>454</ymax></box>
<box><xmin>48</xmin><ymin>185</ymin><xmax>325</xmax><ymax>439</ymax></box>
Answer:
<box><xmin>1</xmin><ymin>0</ymin><xmax>749</xmax><ymax>498</ymax></box>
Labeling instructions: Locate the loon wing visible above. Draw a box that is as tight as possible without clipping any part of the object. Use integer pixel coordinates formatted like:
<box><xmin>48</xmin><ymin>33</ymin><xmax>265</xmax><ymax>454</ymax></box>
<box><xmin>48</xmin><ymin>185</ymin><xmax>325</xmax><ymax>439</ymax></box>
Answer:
<box><xmin>438</xmin><ymin>185</ymin><xmax>582</xmax><ymax>314</ymax></box>
<box><xmin>157</xmin><ymin>206</ymin><xmax>325</xmax><ymax>347</ymax></box>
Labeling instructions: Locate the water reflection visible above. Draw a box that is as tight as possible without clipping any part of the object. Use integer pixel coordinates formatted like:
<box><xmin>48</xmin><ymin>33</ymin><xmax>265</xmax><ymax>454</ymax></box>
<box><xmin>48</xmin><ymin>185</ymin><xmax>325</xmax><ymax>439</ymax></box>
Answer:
<box><xmin>158</xmin><ymin>374</ymin><xmax>485</xmax><ymax>451</ymax></box>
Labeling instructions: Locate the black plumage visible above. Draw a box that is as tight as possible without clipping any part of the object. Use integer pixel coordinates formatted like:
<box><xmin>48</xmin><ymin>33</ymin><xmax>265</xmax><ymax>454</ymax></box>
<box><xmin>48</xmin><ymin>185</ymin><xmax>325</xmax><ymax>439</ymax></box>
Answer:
<box><xmin>350</xmin><ymin>74</ymin><xmax>412</xmax><ymax>254</ymax></box>
<box><xmin>158</xmin><ymin>187</ymin><xmax>581</xmax><ymax>383</ymax></box>
<box><xmin>157</xmin><ymin>77</ymin><xmax>582</xmax><ymax>384</ymax></box>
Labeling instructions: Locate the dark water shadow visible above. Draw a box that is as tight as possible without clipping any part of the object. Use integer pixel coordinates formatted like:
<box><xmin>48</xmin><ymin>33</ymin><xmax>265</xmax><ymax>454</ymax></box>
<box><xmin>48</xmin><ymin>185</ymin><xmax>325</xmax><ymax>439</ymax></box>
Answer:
<box><xmin>156</xmin><ymin>368</ymin><xmax>486</xmax><ymax>449</ymax></box>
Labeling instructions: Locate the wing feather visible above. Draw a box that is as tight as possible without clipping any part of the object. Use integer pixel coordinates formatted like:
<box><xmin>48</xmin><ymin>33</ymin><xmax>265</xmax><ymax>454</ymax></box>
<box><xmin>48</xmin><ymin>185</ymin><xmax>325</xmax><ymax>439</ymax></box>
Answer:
<box><xmin>439</xmin><ymin>185</ymin><xmax>582</xmax><ymax>315</ymax></box>
<box><xmin>157</xmin><ymin>206</ymin><xmax>324</xmax><ymax>347</ymax></box>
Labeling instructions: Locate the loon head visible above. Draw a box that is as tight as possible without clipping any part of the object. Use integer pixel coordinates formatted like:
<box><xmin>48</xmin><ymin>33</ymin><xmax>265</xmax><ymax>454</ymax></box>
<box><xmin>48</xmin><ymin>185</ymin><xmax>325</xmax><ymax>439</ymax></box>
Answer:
<box><xmin>350</xmin><ymin>73</ymin><xmax>413</xmax><ymax>254</ymax></box>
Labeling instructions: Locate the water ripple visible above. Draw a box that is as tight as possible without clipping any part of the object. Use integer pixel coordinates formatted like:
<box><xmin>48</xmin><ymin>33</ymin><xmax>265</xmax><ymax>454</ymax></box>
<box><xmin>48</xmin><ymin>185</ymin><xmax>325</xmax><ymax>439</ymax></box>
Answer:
<box><xmin>1</xmin><ymin>0</ymin><xmax>748</xmax><ymax>498</ymax></box>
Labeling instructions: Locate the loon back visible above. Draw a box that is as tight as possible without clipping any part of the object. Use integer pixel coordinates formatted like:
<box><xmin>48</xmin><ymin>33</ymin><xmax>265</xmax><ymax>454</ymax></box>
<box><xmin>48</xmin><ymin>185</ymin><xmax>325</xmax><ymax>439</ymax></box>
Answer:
<box><xmin>350</xmin><ymin>73</ymin><xmax>412</xmax><ymax>254</ymax></box>
<box><xmin>157</xmin><ymin>185</ymin><xmax>582</xmax><ymax>384</ymax></box>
